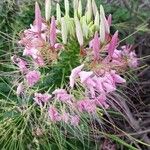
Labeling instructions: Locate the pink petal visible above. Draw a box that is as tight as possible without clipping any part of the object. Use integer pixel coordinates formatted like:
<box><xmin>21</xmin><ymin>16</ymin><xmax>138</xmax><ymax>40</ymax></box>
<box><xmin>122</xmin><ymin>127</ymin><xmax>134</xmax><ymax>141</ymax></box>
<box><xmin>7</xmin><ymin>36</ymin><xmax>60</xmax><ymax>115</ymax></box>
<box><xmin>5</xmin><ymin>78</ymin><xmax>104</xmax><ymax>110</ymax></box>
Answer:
<box><xmin>69</xmin><ymin>64</ymin><xmax>84</xmax><ymax>88</ymax></box>
<box><xmin>94</xmin><ymin>76</ymin><xmax>105</xmax><ymax>93</ymax></box>
<box><xmin>111</xmin><ymin>70</ymin><xmax>126</xmax><ymax>83</ymax></box>
<box><xmin>95</xmin><ymin>94</ymin><xmax>109</xmax><ymax>109</ymax></box>
<box><xmin>86</xmin><ymin>78</ymin><xmax>96</xmax><ymax>87</ymax></box>
<box><xmin>107</xmin><ymin>14</ymin><xmax>112</xmax><ymax>27</ymax></box>
<box><xmin>79</xmin><ymin>71</ymin><xmax>93</xmax><ymax>83</ymax></box>
<box><xmin>52</xmin><ymin>89</ymin><xmax>67</xmax><ymax>95</ymax></box>
<box><xmin>103</xmin><ymin>82</ymin><xmax>116</xmax><ymax>93</ymax></box>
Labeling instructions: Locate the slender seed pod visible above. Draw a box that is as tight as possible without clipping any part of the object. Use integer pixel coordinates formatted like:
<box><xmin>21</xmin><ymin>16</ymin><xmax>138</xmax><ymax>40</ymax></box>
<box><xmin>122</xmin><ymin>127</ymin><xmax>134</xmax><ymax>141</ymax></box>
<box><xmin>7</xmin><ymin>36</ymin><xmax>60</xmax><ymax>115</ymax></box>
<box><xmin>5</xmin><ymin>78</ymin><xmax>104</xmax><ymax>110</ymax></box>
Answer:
<box><xmin>74</xmin><ymin>12</ymin><xmax>84</xmax><ymax>46</ymax></box>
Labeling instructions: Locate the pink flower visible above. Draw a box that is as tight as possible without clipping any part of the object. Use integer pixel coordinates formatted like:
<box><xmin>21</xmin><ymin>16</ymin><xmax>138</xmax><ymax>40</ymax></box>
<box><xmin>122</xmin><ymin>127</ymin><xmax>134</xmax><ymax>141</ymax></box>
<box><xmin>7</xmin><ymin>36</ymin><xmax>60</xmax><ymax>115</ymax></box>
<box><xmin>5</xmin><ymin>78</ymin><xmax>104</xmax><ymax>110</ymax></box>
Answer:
<box><xmin>16</xmin><ymin>82</ymin><xmax>24</xmax><ymax>96</ymax></box>
<box><xmin>76</xmin><ymin>100</ymin><xmax>96</xmax><ymax>113</ymax></box>
<box><xmin>52</xmin><ymin>89</ymin><xmax>72</xmax><ymax>103</ymax></box>
<box><xmin>11</xmin><ymin>56</ymin><xmax>28</xmax><ymax>73</ymax></box>
<box><xmin>35</xmin><ymin>2</ymin><xmax>42</xmax><ymax>33</ymax></box>
<box><xmin>95</xmin><ymin>94</ymin><xmax>109</xmax><ymax>109</ymax></box>
<box><xmin>34</xmin><ymin>93</ymin><xmax>52</xmax><ymax>106</ymax></box>
<box><xmin>48</xmin><ymin>106</ymin><xmax>61</xmax><ymax>122</ymax></box>
<box><xmin>112</xmin><ymin>49</ymin><xmax>122</xmax><ymax>59</ymax></box>
<box><xmin>69</xmin><ymin>64</ymin><xmax>84</xmax><ymax>88</ymax></box>
<box><xmin>121</xmin><ymin>45</ymin><xmax>138</xmax><ymax>68</ymax></box>
<box><xmin>108</xmin><ymin>31</ymin><xmax>118</xmax><ymax>57</ymax></box>
<box><xmin>34</xmin><ymin>55</ymin><xmax>45</xmax><ymax>67</ymax></box>
<box><xmin>111</xmin><ymin>60</ymin><xmax>124</xmax><ymax>66</ymax></box>
<box><xmin>70</xmin><ymin>115</ymin><xmax>80</xmax><ymax>126</ymax></box>
<box><xmin>16</xmin><ymin>58</ymin><xmax>28</xmax><ymax>72</ymax></box>
<box><xmin>93</xmin><ymin>76</ymin><xmax>105</xmax><ymax>93</ymax></box>
<box><xmin>103</xmin><ymin>82</ymin><xmax>116</xmax><ymax>93</ymax></box>
<box><xmin>26</xmin><ymin>70</ymin><xmax>40</xmax><ymax>87</ymax></box>
<box><xmin>94</xmin><ymin>75</ymin><xmax>116</xmax><ymax>93</ymax></box>
<box><xmin>50</xmin><ymin>16</ymin><xmax>56</xmax><ymax>47</ymax></box>
<box><xmin>92</xmin><ymin>32</ymin><xmax>100</xmax><ymax>60</ymax></box>
<box><xmin>23</xmin><ymin>47</ymin><xmax>38</xmax><ymax>58</ymax></box>
<box><xmin>128</xmin><ymin>51</ymin><xmax>138</xmax><ymax>68</ymax></box>
<box><xmin>61</xmin><ymin>112</ymin><xmax>69</xmax><ymax>123</ymax></box>
<box><xmin>128</xmin><ymin>57</ymin><xmax>138</xmax><ymax>68</ymax></box>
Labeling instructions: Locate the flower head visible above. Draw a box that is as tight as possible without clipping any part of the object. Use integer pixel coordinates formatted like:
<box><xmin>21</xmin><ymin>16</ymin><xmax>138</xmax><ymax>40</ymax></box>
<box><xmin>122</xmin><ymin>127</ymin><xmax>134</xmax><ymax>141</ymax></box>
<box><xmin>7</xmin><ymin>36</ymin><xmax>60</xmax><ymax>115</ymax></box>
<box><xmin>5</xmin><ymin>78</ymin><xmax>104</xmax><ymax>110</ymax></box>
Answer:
<box><xmin>70</xmin><ymin>115</ymin><xmax>80</xmax><ymax>126</ymax></box>
<box><xmin>26</xmin><ymin>70</ymin><xmax>40</xmax><ymax>87</ymax></box>
<box><xmin>34</xmin><ymin>93</ymin><xmax>52</xmax><ymax>106</ymax></box>
<box><xmin>52</xmin><ymin>89</ymin><xmax>72</xmax><ymax>103</ymax></box>
<box><xmin>76</xmin><ymin>99</ymin><xmax>96</xmax><ymax>113</ymax></box>
<box><xmin>48</xmin><ymin>106</ymin><xmax>61</xmax><ymax>122</ymax></box>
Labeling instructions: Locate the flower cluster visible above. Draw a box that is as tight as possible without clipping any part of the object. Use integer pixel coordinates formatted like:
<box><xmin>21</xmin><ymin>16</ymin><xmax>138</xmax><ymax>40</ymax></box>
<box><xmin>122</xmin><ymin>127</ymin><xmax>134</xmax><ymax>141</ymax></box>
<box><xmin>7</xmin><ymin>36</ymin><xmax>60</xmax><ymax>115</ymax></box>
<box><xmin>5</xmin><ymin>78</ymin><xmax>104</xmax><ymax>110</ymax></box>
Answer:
<box><xmin>12</xmin><ymin>0</ymin><xmax>138</xmax><ymax>126</ymax></box>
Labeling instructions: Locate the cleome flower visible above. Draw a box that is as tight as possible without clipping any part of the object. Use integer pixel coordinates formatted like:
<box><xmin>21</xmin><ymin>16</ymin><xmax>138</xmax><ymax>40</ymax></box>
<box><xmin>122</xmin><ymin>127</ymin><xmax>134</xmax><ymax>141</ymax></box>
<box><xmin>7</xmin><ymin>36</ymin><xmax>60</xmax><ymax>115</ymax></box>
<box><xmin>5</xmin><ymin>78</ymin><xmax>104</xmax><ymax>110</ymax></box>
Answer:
<box><xmin>13</xmin><ymin>0</ymin><xmax>139</xmax><ymax>129</ymax></box>
<box><xmin>25</xmin><ymin>70</ymin><xmax>40</xmax><ymax>87</ymax></box>
<box><xmin>34</xmin><ymin>93</ymin><xmax>52</xmax><ymax>106</ymax></box>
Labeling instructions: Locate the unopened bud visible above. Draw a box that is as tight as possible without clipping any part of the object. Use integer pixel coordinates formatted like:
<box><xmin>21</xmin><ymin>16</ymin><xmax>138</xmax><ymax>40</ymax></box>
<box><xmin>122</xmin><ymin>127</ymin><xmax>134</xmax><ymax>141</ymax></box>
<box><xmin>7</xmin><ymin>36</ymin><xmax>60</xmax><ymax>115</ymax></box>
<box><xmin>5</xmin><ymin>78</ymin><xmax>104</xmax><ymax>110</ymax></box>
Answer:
<box><xmin>86</xmin><ymin>0</ymin><xmax>92</xmax><ymax>23</ymax></box>
<box><xmin>56</xmin><ymin>3</ymin><xmax>61</xmax><ymax>22</ymax></box>
<box><xmin>45</xmin><ymin>0</ymin><xmax>51</xmax><ymax>22</ymax></box>
<box><xmin>78</xmin><ymin>0</ymin><xmax>82</xmax><ymax>18</ymax></box>
<box><xmin>94</xmin><ymin>11</ymin><xmax>100</xmax><ymax>30</ymax></box>
<box><xmin>92</xmin><ymin>0</ymin><xmax>98</xmax><ymax>17</ymax></box>
<box><xmin>74</xmin><ymin>12</ymin><xmax>84</xmax><ymax>46</ymax></box>
<box><xmin>64</xmin><ymin>0</ymin><xmax>70</xmax><ymax>16</ymax></box>
<box><xmin>61</xmin><ymin>17</ymin><xmax>68</xmax><ymax>44</ymax></box>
